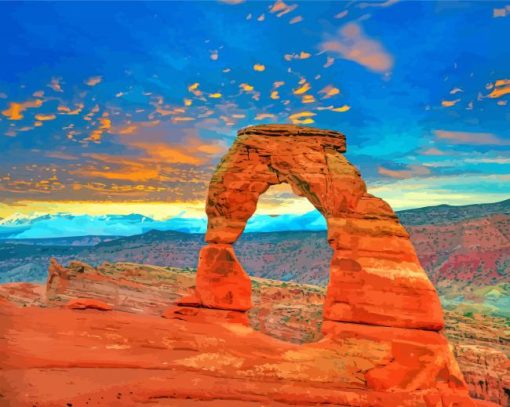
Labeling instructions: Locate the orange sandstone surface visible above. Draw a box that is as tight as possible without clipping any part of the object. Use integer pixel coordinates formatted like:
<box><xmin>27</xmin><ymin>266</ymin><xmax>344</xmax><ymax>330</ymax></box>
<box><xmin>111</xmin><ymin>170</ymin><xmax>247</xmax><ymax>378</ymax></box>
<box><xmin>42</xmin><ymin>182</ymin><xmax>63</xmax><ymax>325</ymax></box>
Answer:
<box><xmin>0</xmin><ymin>261</ymin><xmax>505</xmax><ymax>406</ymax></box>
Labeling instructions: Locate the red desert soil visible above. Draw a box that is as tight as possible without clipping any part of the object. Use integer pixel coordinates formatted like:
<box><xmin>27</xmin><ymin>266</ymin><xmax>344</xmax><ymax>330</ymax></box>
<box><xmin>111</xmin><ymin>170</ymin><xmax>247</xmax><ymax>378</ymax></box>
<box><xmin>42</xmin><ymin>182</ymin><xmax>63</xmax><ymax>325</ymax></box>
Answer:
<box><xmin>0</xmin><ymin>261</ymin><xmax>508</xmax><ymax>406</ymax></box>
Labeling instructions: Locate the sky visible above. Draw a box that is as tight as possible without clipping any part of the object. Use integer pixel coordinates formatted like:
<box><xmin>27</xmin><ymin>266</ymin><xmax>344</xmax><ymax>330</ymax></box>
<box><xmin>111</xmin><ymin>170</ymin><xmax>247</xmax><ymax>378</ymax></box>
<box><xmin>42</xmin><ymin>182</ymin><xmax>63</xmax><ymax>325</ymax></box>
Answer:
<box><xmin>0</xmin><ymin>1</ymin><xmax>509</xmax><ymax>220</ymax></box>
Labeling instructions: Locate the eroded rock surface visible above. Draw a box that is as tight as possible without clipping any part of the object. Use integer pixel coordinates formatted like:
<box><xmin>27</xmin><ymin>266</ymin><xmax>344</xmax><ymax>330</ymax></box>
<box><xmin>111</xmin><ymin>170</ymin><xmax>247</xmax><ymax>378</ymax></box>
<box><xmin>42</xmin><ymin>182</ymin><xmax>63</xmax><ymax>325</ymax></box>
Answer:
<box><xmin>1</xmin><ymin>261</ymin><xmax>506</xmax><ymax>405</ymax></box>
<box><xmin>193</xmin><ymin>124</ymin><xmax>444</xmax><ymax>331</ymax></box>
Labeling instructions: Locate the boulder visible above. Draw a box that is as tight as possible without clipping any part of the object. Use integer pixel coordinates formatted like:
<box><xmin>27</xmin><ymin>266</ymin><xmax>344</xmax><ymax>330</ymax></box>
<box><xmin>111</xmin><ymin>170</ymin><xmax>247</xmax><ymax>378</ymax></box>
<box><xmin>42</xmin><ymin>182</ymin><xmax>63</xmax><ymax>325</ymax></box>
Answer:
<box><xmin>66</xmin><ymin>298</ymin><xmax>112</xmax><ymax>311</ymax></box>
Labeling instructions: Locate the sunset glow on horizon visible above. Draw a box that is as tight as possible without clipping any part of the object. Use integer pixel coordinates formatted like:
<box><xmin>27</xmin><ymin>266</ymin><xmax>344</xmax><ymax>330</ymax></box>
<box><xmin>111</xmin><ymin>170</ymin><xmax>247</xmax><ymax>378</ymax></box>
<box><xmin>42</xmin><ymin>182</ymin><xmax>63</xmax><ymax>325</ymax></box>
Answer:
<box><xmin>1</xmin><ymin>1</ymin><xmax>509</xmax><ymax>220</ymax></box>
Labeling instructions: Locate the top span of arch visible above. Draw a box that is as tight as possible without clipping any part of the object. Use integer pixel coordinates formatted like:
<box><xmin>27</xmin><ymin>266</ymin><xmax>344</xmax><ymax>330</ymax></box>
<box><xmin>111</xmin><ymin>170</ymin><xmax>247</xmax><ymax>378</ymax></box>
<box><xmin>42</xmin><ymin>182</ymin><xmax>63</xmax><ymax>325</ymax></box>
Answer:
<box><xmin>237</xmin><ymin>124</ymin><xmax>346</xmax><ymax>152</ymax></box>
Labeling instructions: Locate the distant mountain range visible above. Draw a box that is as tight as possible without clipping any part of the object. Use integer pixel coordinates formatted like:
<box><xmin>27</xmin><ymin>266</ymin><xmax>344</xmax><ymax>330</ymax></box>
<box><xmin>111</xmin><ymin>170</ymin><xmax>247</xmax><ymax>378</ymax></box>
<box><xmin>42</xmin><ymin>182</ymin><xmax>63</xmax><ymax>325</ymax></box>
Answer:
<box><xmin>2</xmin><ymin>199</ymin><xmax>509</xmax><ymax>240</ymax></box>
<box><xmin>0</xmin><ymin>211</ymin><xmax>327</xmax><ymax>239</ymax></box>
<box><xmin>0</xmin><ymin>199</ymin><xmax>509</xmax><ymax>317</ymax></box>
<box><xmin>397</xmin><ymin>198</ymin><xmax>510</xmax><ymax>226</ymax></box>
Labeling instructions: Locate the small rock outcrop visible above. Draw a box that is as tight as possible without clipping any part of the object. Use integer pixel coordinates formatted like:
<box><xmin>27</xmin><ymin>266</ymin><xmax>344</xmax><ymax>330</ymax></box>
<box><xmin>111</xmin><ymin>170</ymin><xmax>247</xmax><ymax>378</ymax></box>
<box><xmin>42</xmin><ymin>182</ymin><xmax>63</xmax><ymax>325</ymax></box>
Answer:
<box><xmin>66</xmin><ymin>298</ymin><xmax>113</xmax><ymax>311</ymax></box>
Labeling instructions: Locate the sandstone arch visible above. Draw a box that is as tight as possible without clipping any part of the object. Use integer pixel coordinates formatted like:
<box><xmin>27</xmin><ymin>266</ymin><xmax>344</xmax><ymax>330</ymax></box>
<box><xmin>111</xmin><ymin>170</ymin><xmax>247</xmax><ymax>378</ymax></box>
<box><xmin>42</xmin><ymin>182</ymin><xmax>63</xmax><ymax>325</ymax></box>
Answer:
<box><xmin>189</xmin><ymin>124</ymin><xmax>444</xmax><ymax>331</ymax></box>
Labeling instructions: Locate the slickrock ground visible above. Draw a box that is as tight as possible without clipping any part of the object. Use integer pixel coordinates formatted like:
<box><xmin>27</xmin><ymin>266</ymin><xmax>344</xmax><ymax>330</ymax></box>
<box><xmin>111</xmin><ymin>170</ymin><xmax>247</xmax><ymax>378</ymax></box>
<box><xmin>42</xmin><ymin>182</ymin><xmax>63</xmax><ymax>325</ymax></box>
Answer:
<box><xmin>0</xmin><ymin>261</ymin><xmax>507</xmax><ymax>406</ymax></box>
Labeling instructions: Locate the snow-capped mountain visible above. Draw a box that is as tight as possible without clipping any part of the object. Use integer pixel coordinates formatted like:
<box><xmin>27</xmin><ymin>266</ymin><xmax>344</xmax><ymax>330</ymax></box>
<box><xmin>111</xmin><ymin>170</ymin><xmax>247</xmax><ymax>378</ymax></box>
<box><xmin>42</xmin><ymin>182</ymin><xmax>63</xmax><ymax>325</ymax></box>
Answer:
<box><xmin>0</xmin><ymin>211</ymin><xmax>326</xmax><ymax>239</ymax></box>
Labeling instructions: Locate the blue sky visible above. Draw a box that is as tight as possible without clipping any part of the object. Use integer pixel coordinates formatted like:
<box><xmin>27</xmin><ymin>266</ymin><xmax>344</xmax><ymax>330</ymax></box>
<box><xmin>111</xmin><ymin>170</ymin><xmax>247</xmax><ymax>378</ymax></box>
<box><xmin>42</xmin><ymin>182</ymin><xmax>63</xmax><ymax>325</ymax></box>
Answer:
<box><xmin>0</xmin><ymin>1</ymin><xmax>509</xmax><ymax>219</ymax></box>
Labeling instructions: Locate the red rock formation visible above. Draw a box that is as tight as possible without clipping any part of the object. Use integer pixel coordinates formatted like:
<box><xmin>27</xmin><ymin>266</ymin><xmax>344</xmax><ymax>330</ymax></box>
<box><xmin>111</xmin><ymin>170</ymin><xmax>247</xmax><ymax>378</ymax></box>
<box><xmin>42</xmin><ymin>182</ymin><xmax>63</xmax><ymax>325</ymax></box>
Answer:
<box><xmin>194</xmin><ymin>244</ymin><xmax>251</xmax><ymax>311</ymax></box>
<box><xmin>179</xmin><ymin>124</ymin><xmax>476</xmax><ymax>404</ymax></box>
<box><xmin>193</xmin><ymin>124</ymin><xmax>444</xmax><ymax>330</ymax></box>
<box><xmin>2</xmin><ymin>261</ymin><xmax>504</xmax><ymax>405</ymax></box>
<box><xmin>46</xmin><ymin>260</ymin><xmax>196</xmax><ymax>315</ymax></box>
<box><xmin>1</xmin><ymin>302</ymin><xmax>480</xmax><ymax>406</ymax></box>
<box><xmin>66</xmin><ymin>298</ymin><xmax>113</xmax><ymax>311</ymax></box>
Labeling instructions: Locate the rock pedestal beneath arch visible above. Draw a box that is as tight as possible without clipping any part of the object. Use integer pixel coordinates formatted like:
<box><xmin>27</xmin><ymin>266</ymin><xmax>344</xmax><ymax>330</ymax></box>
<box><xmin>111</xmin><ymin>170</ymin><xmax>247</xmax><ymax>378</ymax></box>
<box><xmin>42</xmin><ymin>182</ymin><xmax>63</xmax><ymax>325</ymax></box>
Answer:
<box><xmin>194</xmin><ymin>244</ymin><xmax>252</xmax><ymax>311</ymax></box>
<box><xmin>190</xmin><ymin>124</ymin><xmax>444</xmax><ymax>331</ymax></box>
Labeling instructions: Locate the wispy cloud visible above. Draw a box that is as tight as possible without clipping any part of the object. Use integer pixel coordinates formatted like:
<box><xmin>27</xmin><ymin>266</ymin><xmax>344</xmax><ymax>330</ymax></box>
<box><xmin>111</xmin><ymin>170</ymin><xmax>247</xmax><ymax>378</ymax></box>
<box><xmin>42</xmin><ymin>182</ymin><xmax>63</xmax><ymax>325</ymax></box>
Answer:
<box><xmin>421</xmin><ymin>147</ymin><xmax>446</xmax><ymax>156</ymax></box>
<box><xmin>441</xmin><ymin>99</ymin><xmax>460</xmax><ymax>107</ymax></box>
<box><xmin>434</xmin><ymin>130</ymin><xmax>510</xmax><ymax>145</ymax></box>
<box><xmin>1</xmin><ymin>99</ymin><xmax>43</xmax><ymax>120</ymax></box>
<box><xmin>218</xmin><ymin>0</ymin><xmax>245</xmax><ymax>4</ymax></box>
<box><xmin>319</xmin><ymin>23</ymin><xmax>393</xmax><ymax>73</ymax></box>
<box><xmin>487</xmin><ymin>79</ymin><xmax>510</xmax><ymax>98</ymax></box>
<box><xmin>270</xmin><ymin>0</ymin><xmax>298</xmax><ymax>17</ymax></box>
<box><xmin>358</xmin><ymin>0</ymin><xmax>399</xmax><ymax>9</ymax></box>
<box><xmin>85</xmin><ymin>76</ymin><xmax>102</xmax><ymax>87</ymax></box>
<box><xmin>288</xmin><ymin>111</ymin><xmax>315</xmax><ymax>124</ymax></box>
<box><xmin>493</xmin><ymin>6</ymin><xmax>509</xmax><ymax>18</ymax></box>
<box><xmin>378</xmin><ymin>164</ymin><xmax>431</xmax><ymax>179</ymax></box>
<box><xmin>48</xmin><ymin>77</ymin><xmax>63</xmax><ymax>93</ymax></box>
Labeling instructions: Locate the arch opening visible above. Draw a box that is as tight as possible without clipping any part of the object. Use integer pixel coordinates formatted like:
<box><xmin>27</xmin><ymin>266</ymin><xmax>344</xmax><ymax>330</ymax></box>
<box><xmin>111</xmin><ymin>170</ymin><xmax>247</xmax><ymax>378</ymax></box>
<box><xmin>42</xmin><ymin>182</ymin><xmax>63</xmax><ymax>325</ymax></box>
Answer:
<box><xmin>234</xmin><ymin>183</ymin><xmax>331</xmax><ymax>343</ymax></box>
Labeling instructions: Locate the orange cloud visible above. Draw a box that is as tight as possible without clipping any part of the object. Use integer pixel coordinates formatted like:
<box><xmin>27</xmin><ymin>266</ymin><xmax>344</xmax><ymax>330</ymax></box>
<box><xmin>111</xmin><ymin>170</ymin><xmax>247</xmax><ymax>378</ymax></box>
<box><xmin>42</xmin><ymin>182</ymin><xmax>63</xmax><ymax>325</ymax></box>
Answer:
<box><xmin>58</xmin><ymin>103</ymin><xmax>84</xmax><ymax>115</ymax></box>
<box><xmin>289</xmin><ymin>111</ymin><xmax>315</xmax><ymax>124</ymax></box>
<box><xmin>320</xmin><ymin>23</ymin><xmax>393</xmax><ymax>73</ymax></box>
<box><xmin>255</xmin><ymin>113</ymin><xmax>277</xmax><ymax>120</ymax></box>
<box><xmin>48</xmin><ymin>77</ymin><xmax>63</xmax><ymax>93</ymax></box>
<box><xmin>1</xmin><ymin>99</ymin><xmax>43</xmax><ymax>120</ymax></box>
<box><xmin>289</xmin><ymin>16</ymin><xmax>303</xmax><ymax>24</ymax></box>
<box><xmin>188</xmin><ymin>82</ymin><xmax>202</xmax><ymax>97</ymax></box>
<box><xmin>434</xmin><ymin>130</ymin><xmax>510</xmax><ymax>145</ymax></box>
<box><xmin>487</xmin><ymin>79</ymin><xmax>510</xmax><ymax>98</ymax></box>
<box><xmin>493</xmin><ymin>8</ymin><xmax>507</xmax><ymax>17</ymax></box>
<box><xmin>86</xmin><ymin>115</ymin><xmax>111</xmax><ymax>143</ymax></box>
<box><xmin>316</xmin><ymin>105</ymin><xmax>350</xmax><ymax>112</ymax></box>
<box><xmin>331</xmin><ymin>105</ymin><xmax>350</xmax><ymax>112</ymax></box>
<box><xmin>378</xmin><ymin>165</ymin><xmax>431</xmax><ymax>179</ymax></box>
<box><xmin>171</xmin><ymin>116</ymin><xmax>195</xmax><ymax>123</ymax></box>
<box><xmin>240</xmin><ymin>83</ymin><xmax>254</xmax><ymax>92</ymax></box>
<box><xmin>324</xmin><ymin>56</ymin><xmax>335</xmax><ymax>68</ymax></box>
<box><xmin>270</xmin><ymin>0</ymin><xmax>298</xmax><ymax>17</ymax></box>
<box><xmin>284</xmin><ymin>51</ymin><xmax>311</xmax><ymax>61</ymax></box>
<box><xmin>301</xmin><ymin>94</ymin><xmax>315</xmax><ymax>104</ymax></box>
<box><xmin>45</xmin><ymin>151</ymin><xmax>80</xmax><ymax>161</ymax></box>
<box><xmin>85</xmin><ymin>76</ymin><xmax>102</xmax><ymax>86</ymax></box>
<box><xmin>253</xmin><ymin>64</ymin><xmax>266</xmax><ymax>72</ymax></box>
<box><xmin>35</xmin><ymin>113</ymin><xmax>56</xmax><ymax>121</ymax></box>
<box><xmin>495</xmin><ymin>79</ymin><xmax>510</xmax><ymax>87</ymax></box>
<box><xmin>293</xmin><ymin>80</ymin><xmax>311</xmax><ymax>95</ymax></box>
<box><xmin>421</xmin><ymin>147</ymin><xmax>446</xmax><ymax>156</ymax></box>
<box><xmin>441</xmin><ymin>99</ymin><xmax>460</xmax><ymax>107</ymax></box>
<box><xmin>319</xmin><ymin>85</ymin><xmax>340</xmax><ymax>99</ymax></box>
<box><xmin>74</xmin><ymin>158</ymin><xmax>160</xmax><ymax>182</ymax></box>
